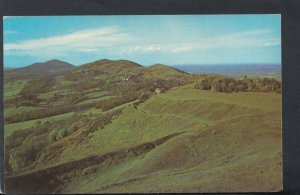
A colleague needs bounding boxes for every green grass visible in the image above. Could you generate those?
[82,108,103,115]
[4,111,74,138]
[4,83,282,193]
[37,89,71,99]
[55,84,281,163]
[4,106,37,118]
[55,85,281,192]
[4,79,28,99]
[162,84,281,112]
[85,90,107,98]
[79,95,114,105]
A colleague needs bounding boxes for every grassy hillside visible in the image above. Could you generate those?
[4,59,282,193]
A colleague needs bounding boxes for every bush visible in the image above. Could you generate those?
[48,130,58,143]
[56,129,68,140]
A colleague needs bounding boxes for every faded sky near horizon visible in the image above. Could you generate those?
[3,15,281,67]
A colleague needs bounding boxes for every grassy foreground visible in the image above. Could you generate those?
[5,84,282,193]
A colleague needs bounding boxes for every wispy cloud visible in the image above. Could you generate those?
[4,26,133,57]
[209,29,280,49]
[4,30,17,35]
[4,27,280,59]
[123,28,280,54]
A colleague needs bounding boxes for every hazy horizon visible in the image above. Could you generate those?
[3,58,282,69]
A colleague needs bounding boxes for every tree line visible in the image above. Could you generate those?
[194,76,281,93]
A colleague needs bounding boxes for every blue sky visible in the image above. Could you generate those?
[3,15,281,67]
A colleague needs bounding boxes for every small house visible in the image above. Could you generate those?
[155,88,161,94]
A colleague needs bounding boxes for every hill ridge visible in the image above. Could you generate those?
[5,59,75,80]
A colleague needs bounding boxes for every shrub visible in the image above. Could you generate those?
[48,130,58,143]
[56,129,68,140]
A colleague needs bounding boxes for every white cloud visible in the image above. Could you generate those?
[122,45,162,53]
[208,29,280,49]
[123,29,280,54]
[4,30,17,35]
[4,26,134,57]
[171,46,193,53]
[228,29,274,37]
[5,27,280,58]
[123,44,194,54]
[144,46,161,51]
[263,39,281,47]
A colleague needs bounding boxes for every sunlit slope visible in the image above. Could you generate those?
[5,84,281,193]
[59,85,282,193]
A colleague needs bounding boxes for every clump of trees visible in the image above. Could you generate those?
[70,79,106,92]
[5,101,99,124]
[64,69,106,81]
[5,105,73,123]
[19,76,55,97]
[194,76,281,93]
[6,125,50,172]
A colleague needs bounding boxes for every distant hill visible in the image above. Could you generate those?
[4,67,17,70]
[76,59,143,74]
[140,63,188,79]
[71,59,188,80]
[5,60,75,81]
[148,64,187,74]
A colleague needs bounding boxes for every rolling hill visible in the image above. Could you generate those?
[3,59,282,193]
[76,59,143,74]
[4,59,75,81]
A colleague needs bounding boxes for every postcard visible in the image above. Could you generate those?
[3,15,282,193]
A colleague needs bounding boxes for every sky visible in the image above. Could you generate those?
[3,15,281,67]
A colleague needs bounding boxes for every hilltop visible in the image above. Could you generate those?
[4,59,75,81]
[77,59,143,73]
